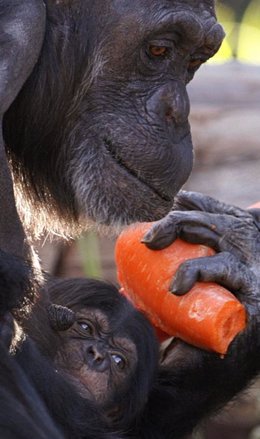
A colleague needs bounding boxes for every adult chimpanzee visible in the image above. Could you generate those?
[2,0,225,237]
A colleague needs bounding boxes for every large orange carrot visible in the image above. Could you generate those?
[115,222,247,355]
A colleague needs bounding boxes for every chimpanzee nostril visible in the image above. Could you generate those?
[86,343,110,372]
[87,346,93,357]
[87,345,104,363]
[86,345,106,366]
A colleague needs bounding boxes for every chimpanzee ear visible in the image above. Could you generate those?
[47,304,76,332]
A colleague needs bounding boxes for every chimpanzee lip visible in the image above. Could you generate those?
[103,137,172,203]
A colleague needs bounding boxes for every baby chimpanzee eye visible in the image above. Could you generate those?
[111,354,126,370]
[78,321,94,335]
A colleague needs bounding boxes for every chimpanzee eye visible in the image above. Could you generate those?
[148,45,168,58]
[111,354,126,370]
[78,321,93,335]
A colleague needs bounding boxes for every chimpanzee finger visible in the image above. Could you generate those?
[142,210,257,266]
[173,191,249,219]
[170,252,257,306]
[178,225,221,250]
[141,213,178,248]
[143,210,232,251]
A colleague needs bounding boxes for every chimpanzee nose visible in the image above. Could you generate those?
[146,81,190,127]
[86,342,109,372]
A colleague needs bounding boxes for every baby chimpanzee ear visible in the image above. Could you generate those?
[47,304,76,332]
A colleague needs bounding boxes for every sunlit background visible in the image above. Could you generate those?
[213,0,260,64]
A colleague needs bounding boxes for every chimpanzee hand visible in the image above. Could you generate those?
[142,191,260,312]
[141,193,260,439]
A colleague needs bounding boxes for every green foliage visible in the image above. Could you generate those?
[78,232,102,278]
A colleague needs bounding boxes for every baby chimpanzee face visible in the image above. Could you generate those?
[54,307,137,409]
[43,278,159,425]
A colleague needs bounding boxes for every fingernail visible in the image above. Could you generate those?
[169,278,178,294]
[169,278,188,296]
[141,231,153,243]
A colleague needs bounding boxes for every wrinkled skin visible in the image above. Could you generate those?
[3,0,224,235]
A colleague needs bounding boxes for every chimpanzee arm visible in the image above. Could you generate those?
[137,256,259,439]
[0,0,45,259]
[141,338,259,439]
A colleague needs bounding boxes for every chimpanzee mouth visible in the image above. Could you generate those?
[103,137,172,203]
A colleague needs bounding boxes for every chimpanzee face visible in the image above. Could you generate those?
[4,0,224,235]
[54,308,137,409]
[67,0,224,229]
[28,278,159,425]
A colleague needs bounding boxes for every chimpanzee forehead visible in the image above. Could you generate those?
[99,0,221,57]
[104,0,217,39]
[109,0,215,14]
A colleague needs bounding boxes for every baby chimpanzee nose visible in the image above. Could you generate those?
[86,342,110,372]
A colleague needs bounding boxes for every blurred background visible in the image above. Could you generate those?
[35,1,260,438]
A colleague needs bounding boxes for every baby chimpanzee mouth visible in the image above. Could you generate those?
[103,137,171,203]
